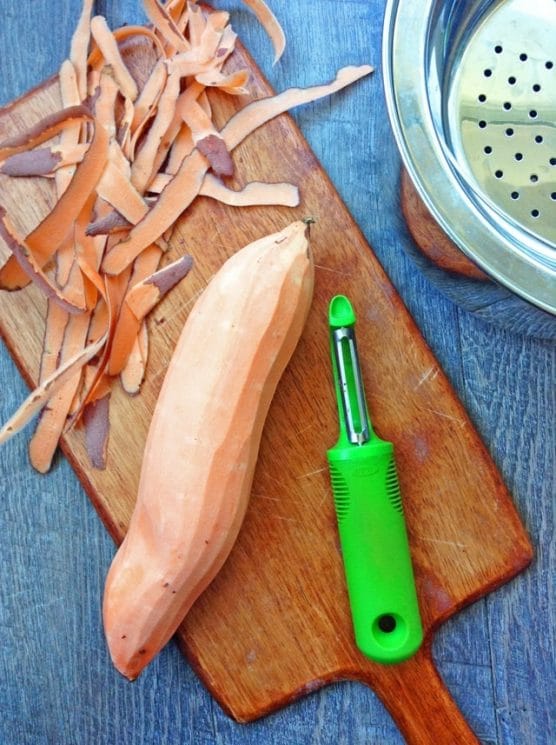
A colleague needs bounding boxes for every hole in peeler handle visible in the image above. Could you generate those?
[378,614,397,633]
[371,612,409,652]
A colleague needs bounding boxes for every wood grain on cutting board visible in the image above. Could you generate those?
[0,40,533,745]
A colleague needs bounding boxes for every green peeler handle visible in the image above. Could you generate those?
[327,437,423,664]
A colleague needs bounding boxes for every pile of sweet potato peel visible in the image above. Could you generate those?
[0,0,372,471]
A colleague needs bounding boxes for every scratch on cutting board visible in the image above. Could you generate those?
[147,364,168,386]
[414,365,439,390]
[269,515,299,523]
[314,262,353,276]
[252,493,281,502]
[296,466,327,480]
[417,536,468,549]
[262,473,290,490]
[294,421,316,438]
[426,407,466,428]
[167,284,208,317]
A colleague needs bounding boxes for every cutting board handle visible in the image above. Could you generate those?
[356,645,480,744]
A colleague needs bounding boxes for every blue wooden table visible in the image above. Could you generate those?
[0,2,553,743]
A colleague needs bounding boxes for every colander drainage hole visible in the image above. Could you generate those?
[503,101,512,111]
[550,158,556,166]
[551,193,556,201]
[515,152,523,161]
[533,84,541,92]
[508,76,516,85]
[511,191,520,200]
[478,93,487,102]
[484,145,493,154]
[495,45,503,54]
[535,135,544,144]
[546,61,554,69]
[530,174,539,183]
[484,68,493,78]
[531,209,540,218]
[479,120,487,129]
[530,110,538,119]
[506,128,514,136]
[495,169,504,179]
[520,53,528,62]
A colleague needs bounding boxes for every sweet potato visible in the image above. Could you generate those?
[103,220,314,679]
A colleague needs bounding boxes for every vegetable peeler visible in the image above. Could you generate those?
[327,295,423,664]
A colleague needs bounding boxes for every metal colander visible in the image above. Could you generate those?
[383,0,556,314]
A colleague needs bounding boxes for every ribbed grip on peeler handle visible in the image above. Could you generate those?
[327,440,423,664]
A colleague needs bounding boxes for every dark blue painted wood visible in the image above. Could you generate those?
[0,2,553,744]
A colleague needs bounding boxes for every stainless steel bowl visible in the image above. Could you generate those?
[383,0,556,315]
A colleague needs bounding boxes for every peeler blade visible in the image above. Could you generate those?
[331,325,370,445]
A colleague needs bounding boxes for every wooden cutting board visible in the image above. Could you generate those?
[0,42,533,745]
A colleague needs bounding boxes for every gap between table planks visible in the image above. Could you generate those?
[0,39,533,745]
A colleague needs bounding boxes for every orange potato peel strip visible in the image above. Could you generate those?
[214,25,238,64]
[166,52,223,78]
[0,106,90,162]
[166,0,187,23]
[70,0,95,101]
[31,56,88,472]
[55,60,83,289]
[176,81,233,176]
[221,64,374,150]
[165,124,194,175]
[24,106,108,258]
[195,67,250,95]
[90,16,139,101]
[0,208,87,314]
[0,144,89,177]
[82,393,111,469]
[97,160,151,226]
[29,187,108,469]
[37,304,70,385]
[194,11,230,63]
[0,103,109,290]
[125,254,193,320]
[167,0,188,23]
[107,243,162,376]
[102,148,207,275]
[29,311,93,472]
[149,171,299,207]
[86,211,132,237]
[103,64,373,276]
[56,59,83,191]
[120,321,149,396]
[65,267,126,430]
[200,174,299,207]
[241,0,285,64]
[130,58,168,137]
[0,331,108,446]
[88,25,167,69]
[131,69,181,194]
[143,0,190,53]
[108,252,193,376]
[118,96,136,156]
[187,1,206,47]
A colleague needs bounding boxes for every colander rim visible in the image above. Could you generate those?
[382,0,556,316]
